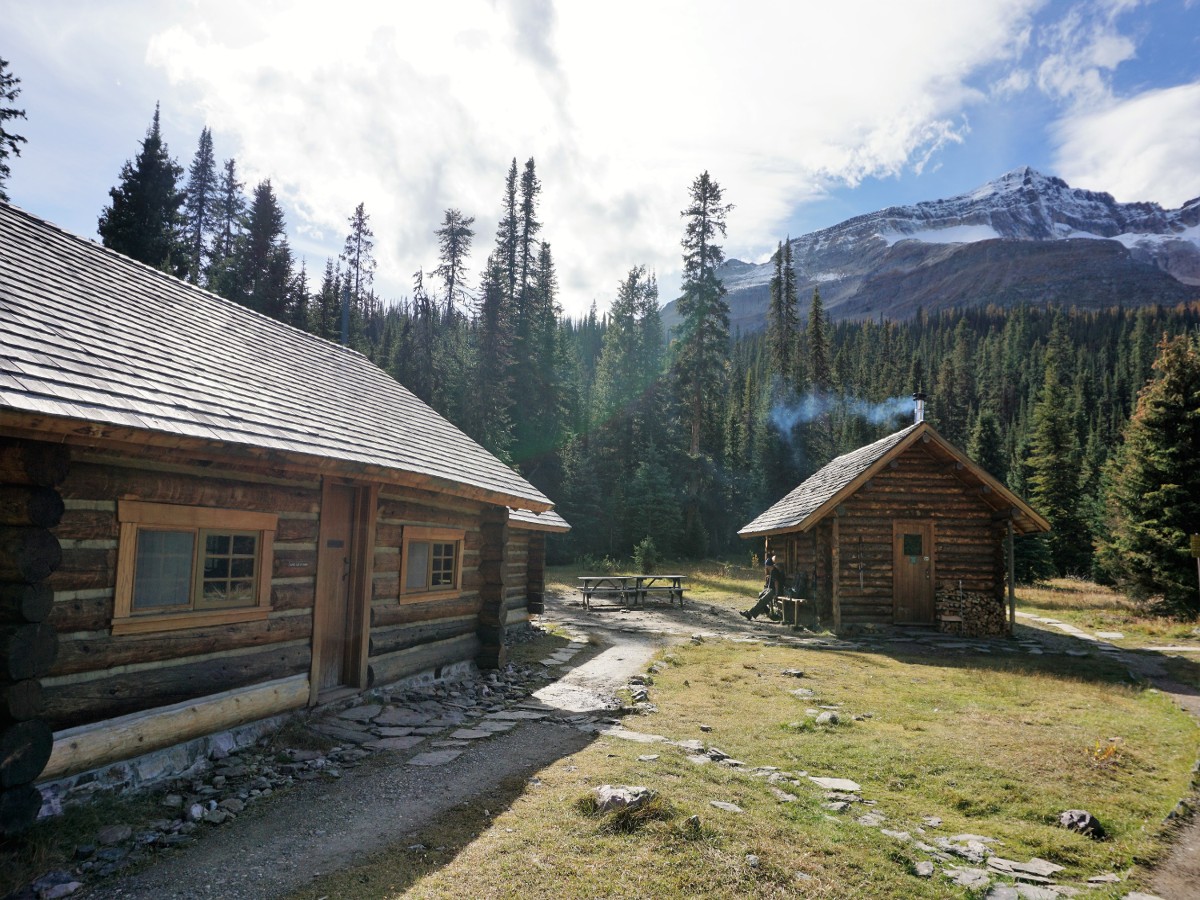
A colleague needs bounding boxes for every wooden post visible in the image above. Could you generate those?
[476,505,509,669]
[831,516,841,632]
[526,531,546,615]
[1007,519,1016,634]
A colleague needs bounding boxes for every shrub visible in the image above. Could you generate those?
[633,536,659,574]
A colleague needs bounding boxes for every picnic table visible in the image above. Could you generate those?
[578,574,687,609]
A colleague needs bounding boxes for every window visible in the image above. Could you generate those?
[400,526,464,600]
[114,500,277,634]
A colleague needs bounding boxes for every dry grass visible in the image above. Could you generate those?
[1018,578,1200,646]
[296,639,1197,900]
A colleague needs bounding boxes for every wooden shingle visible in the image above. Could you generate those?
[0,203,551,511]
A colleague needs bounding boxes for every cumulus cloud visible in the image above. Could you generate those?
[1052,80,1200,207]
[137,0,1045,314]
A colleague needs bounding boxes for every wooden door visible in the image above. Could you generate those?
[893,520,935,624]
[315,483,355,692]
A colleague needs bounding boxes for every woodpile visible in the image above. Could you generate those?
[0,438,67,835]
[935,587,1007,637]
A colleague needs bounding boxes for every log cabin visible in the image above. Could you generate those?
[0,202,568,830]
[739,403,1048,635]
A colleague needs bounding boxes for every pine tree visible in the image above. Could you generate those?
[434,208,474,316]
[495,159,519,310]
[231,180,293,321]
[471,254,515,460]
[672,171,733,457]
[1025,319,1089,575]
[967,409,1005,480]
[311,259,342,340]
[1101,334,1200,616]
[0,56,27,202]
[766,238,798,390]
[183,127,218,283]
[97,104,186,275]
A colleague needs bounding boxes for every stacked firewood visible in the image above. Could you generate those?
[0,438,66,834]
[935,587,1006,637]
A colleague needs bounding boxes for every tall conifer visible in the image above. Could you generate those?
[98,104,186,275]
[0,56,27,202]
[183,127,218,283]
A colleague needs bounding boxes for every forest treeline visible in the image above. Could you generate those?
[94,108,1200,615]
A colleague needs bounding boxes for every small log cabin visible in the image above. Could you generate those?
[0,202,568,830]
[739,415,1048,634]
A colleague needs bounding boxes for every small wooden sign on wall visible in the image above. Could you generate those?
[1190,534,1200,557]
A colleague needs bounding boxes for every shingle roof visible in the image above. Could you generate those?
[739,424,920,536]
[508,507,571,533]
[740,421,1049,536]
[0,203,551,511]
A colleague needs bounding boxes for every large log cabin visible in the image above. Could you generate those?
[0,202,567,831]
[739,409,1048,634]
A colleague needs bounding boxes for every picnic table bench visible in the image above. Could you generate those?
[578,574,687,609]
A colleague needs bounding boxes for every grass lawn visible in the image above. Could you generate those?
[298,635,1198,899]
[1017,578,1200,648]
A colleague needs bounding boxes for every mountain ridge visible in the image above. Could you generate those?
[666,167,1200,331]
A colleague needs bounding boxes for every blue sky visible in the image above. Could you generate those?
[4,0,1199,317]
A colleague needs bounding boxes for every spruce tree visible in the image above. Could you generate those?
[0,56,27,202]
[434,208,474,316]
[231,180,293,321]
[97,104,186,275]
[183,127,218,283]
[1101,334,1200,616]
[766,238,798,390]
[672,171,733,457]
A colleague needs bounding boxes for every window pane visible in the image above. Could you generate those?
[431,542,456,587]
[133,530,194,610]
[903,533,922,557]
[406,541,430,591]
[198,530,259,609]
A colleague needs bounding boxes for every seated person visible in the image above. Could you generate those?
[742,555,784,621]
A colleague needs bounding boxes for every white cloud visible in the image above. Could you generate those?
[1035,1,1139,107]
[1053,80,1200,207]
[136,0,1045,315]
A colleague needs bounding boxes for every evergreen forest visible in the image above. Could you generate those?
[95,109,1200,616]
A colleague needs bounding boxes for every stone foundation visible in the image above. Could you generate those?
[935,588,1008,637]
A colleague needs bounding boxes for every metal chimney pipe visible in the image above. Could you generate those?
[913,391,927,424]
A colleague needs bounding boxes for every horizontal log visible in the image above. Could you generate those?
[53,507,118,542]
[59,463,320,514]
[51,613,311,677]
[370,594,481,629]
[48,593,113,633]
[272,548,316,579]
[46,546,116,593]
[0,527,62,583]
[2,623,59,680]
[42,642,311,732]
[368,618,475,658]
[1,680,44,721]
[275,516,319,543]
[0,439,69,488]
[0,783,42,836]
[0,718,53,787]
[366,634,480,689]
[0,486,64,528]
[271,580,315,613]
[0,583,54,624]
[41,673,309,782]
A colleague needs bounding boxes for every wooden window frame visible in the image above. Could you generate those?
[113,499,277,635]
[399,526,465,603]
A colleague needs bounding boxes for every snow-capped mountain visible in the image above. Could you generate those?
[669,167,1200,330]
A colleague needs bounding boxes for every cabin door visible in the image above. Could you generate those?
[893,520,935,624]
[315,483,358,694]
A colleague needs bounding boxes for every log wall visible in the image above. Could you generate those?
[0,438,67,834]
[42,451,321,733]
